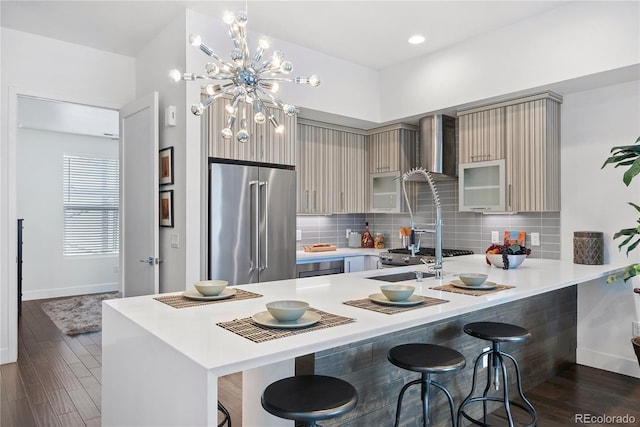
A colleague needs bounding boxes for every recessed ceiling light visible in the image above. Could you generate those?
[408,34,425,45]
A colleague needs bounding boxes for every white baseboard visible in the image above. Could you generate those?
[577,347,640,379]
[22,282,120,301]
[1,346,16,365]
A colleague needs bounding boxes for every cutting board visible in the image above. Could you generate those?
[303,244,337,252]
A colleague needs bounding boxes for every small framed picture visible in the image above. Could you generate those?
[159,190,174,227]
[159,146,174,185]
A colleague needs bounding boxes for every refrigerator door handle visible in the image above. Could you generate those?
[260,181,268,270]
[249,180,260,271]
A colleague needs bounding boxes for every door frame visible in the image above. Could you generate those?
[1,86,123,364]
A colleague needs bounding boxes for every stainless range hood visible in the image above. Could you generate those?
[407,114,457,181]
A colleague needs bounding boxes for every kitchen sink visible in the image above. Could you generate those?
[366,271,435,283]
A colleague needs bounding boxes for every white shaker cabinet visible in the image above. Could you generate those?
[344,256,365,273]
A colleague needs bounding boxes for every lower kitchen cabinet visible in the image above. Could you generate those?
[344,256,365,273]
[344,255,381,272]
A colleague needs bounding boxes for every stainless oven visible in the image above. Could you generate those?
[296,260,344,278]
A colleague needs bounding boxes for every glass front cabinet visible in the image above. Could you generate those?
[370,171,401,212]
[458,159,506,212]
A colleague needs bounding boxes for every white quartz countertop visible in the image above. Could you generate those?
[104,255,625,377]
[296,247,382,261]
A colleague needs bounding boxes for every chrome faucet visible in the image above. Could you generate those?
[401,168,443,279]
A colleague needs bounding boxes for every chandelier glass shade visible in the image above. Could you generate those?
[170,10,320,143]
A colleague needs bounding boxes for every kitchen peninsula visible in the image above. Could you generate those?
[102,256,628,426]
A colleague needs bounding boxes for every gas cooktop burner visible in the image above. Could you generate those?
[387,248,474,257]
[379,247,474,267]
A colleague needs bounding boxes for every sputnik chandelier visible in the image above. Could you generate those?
[170,10,320,143]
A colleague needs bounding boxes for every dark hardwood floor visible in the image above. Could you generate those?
[2,297,639,426]
[2,297,242,427]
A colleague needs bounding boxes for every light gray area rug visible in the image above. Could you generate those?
[40,292,119,335]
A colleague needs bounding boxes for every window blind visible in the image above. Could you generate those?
[63,154,119,256]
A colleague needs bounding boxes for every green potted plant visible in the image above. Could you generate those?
[602,136,640,366]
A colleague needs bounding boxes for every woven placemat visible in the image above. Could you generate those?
[430,283,515,296]
[216,308,354,343]
[343,295,448,315]
[154,288,262,309]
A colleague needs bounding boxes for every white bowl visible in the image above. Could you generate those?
[194,280,228,296]
[458,273,488,286]
[380,284,415,302]
[486,254,527,269]
[266,300,309,322]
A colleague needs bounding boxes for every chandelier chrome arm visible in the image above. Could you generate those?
[171,10,319,143]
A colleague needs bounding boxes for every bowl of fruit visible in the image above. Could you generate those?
[485,244,531,269]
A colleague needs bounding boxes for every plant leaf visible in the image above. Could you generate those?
[626,237,640,255]
[623,157,640,186]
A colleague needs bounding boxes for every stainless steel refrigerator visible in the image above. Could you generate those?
[208,158,296,284]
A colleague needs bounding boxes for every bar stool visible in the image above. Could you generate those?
[457,322,537,427]
[217,401,231,427]
[261,375,358,427]
[387,343,466,427]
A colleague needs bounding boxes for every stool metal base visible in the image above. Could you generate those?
[394,373,457,427]
[388,344,465,427]
[458,346,537,427]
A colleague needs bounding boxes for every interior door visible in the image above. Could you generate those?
[120,92,159,297]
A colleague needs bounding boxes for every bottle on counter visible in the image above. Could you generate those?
[361,222,374,248]
[374,233,385,249]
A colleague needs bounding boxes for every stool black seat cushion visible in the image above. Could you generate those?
[463,321,531,343]
[388,343,466,373]
[261,375,357,422]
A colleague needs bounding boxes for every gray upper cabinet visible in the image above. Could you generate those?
[505,97,561,212]
[296,121,366,214]
[458,107,506,163]
[366,125,418,213]
[294,121,419,215]
[206,97,296,166]
[332,131,366,213]
[457,92,562,213]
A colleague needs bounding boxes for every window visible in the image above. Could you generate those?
[63,154,119,256]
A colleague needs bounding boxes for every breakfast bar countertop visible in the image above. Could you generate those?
[104,255,624,373]
[101,255,626,426]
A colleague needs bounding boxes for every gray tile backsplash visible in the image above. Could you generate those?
[296,180,561,259]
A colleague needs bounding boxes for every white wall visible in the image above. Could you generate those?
[17,128,119,299]
[561,79,640,378]
[380,1,640,121]
[1,28,135,363]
